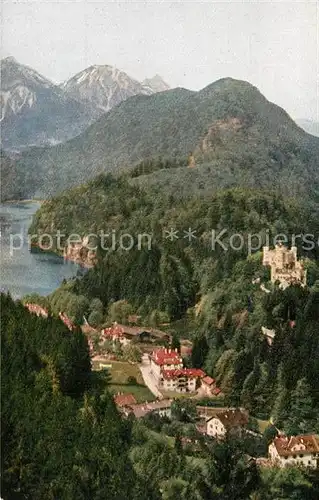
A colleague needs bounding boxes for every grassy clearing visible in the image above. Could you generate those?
[257,418,270,434]
[92,360,144,383]
[109,384,155,403]
[92,360,155,402]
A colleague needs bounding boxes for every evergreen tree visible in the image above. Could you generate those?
[285,378,316,434]
[171,333,181,353]
[191,334,209,368]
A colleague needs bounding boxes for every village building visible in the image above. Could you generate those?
[128,399,173,419]
[196,406,243,435]
[201,375,217,396]
[149,347,206,393]
[269,434,319,468]
[206,408,249,438]
[25,303,49,318]
[115,397,173,419]
[114,393,137,408]
[101,323,170,346]
[160,368,205,392]
[262,244,307,288]
[150,348,184,379]
[59,312,75,331]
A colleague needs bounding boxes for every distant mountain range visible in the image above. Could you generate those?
[9,77,319,202]
[296,119,319,137]
[0,57,170,149]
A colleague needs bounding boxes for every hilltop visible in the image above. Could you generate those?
[12,77,319,200]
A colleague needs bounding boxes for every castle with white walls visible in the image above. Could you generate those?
[263,244,306,289]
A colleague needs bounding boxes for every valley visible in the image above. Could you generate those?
[2,47,319,500]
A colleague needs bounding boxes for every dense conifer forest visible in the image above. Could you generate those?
[28,173,319,430]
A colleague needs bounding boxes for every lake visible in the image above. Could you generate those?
[0,202,82,299]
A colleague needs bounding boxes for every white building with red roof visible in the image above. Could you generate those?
[150,348,183,379]
[201,375,217,395]
[149,348,205,393]
[160,368,205,392]
[269,434,319,468]
[101,324,129,345]
[114,393,137,408]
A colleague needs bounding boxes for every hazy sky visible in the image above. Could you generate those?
[1,0,318,120]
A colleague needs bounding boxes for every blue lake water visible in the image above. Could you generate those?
[0,202,81,299]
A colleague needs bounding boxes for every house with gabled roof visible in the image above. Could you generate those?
[114,392,137,408]
[121,399,173,419]
[206,408,249,438]
[149,347,206,393]
[269,434,319,468]
[101,323,170,346]
[160,368,205,392]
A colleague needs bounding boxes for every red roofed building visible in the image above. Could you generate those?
[149,348,206,393]
[25,303,49,318]
[150,348,183,380]
[114,393,137,408]
[101,324,127,344]
[201,375,217,395]
[212,387,221,396]
[269,434,319,468]
[160,368,205,392]
[59,312,75,331]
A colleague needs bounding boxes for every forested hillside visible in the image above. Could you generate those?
[1,294,140,499]
[0,150,27,201]
[10,78,319,199]
[2,294,319,499]
[29,174,319,431]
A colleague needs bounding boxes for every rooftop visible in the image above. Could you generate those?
[151,348,183,366]
[208,408,249,428]
[202,376,215,386]
[161,368,205,379]
[114,393,137,408]
[125,399,173,418]
[102,323,169,339]
[197,406,243,419]
[272,434,319,456]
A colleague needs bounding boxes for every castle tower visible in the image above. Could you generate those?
[262,245,306,287]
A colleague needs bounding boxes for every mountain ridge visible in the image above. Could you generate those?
[0,57,95,149]
[1,57,170,149]
[12,77,319,201]
[296,119,319,137]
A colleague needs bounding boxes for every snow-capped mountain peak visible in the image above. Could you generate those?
[1,57,171,149]
[1,56,54,91]
[0,57,56,124]
[61,64,153,113]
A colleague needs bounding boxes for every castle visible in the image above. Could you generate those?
[262,244,306,288]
